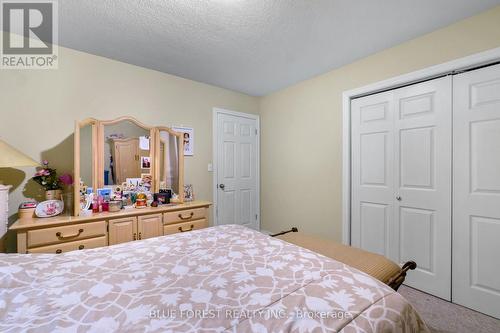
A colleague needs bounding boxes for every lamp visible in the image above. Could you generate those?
[0,139,39,240]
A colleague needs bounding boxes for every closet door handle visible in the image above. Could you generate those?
[396,196,402,201]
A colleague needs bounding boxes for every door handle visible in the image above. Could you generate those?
[219,184,225,190]
[396,196,402,201]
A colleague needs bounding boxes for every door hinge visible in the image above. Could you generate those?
[255,214,258,220]
[255,129,258,135]
[216,207,218,217]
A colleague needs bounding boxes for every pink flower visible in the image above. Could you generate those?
[59,173,73,186]
[34,169,50,177]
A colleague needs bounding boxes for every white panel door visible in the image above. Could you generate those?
[351,77,452,300]
[393,77,452,300]
[351,91,395,257]
[216,112,259,230]
[453,63,500,318]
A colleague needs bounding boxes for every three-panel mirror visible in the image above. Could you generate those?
[74,117,184,216]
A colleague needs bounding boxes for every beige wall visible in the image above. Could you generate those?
[2,5,500,252]
[259,6,500,240]
[0,46,259,252]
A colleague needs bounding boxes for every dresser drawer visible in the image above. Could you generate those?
[28,236,107,254]
[163,208,206,225]
[163,219,208,235]
[27,221,107,248]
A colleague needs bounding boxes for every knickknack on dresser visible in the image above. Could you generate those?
[10,116,211,254]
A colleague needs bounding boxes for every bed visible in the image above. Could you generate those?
[0,225,428,332]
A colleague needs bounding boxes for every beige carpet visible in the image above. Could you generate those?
[398,285,500,333]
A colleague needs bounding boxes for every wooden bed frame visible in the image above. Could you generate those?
[271,227,416,291]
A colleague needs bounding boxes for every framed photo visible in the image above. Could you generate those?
[141,156,151,169]
[154,192,171,205]
[184,184,194,202]
[172,126,194,156]
[141,173,152,190]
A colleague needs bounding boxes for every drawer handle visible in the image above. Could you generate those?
[56,228,84,239]
[178,212,194,220]
[56,249,62,254]
[78,245,85,250]
[178,224,194,232]
[133,233,137,240]
[138,232,142,240]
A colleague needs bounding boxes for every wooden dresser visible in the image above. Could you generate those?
[10,201,211,254]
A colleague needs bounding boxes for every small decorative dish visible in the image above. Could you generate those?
[35,200,64,218]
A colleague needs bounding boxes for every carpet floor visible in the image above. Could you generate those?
[398,285,500,333]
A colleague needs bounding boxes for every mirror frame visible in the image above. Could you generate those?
[74,116,185,216]
[74,118,99,216]
[155,126,185,202]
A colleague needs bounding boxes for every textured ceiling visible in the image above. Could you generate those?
[59,0,500,96]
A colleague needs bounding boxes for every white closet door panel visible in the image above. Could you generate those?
[453,63,500,319]
[351,92,394,257]
[393,76,452,300]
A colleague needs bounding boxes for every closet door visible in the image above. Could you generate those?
[453,64,500,319]
[393,77,452,300]
[351,91,395,258]
[351,77,452,300]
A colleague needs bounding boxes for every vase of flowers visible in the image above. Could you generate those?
[32,160,70,200]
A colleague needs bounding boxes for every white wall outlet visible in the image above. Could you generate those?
[208,163,213,172]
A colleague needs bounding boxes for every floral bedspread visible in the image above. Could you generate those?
[0,225,428,332]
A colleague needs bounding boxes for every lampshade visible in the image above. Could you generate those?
[0,139,39,168]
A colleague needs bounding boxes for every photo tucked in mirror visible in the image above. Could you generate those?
[159,130,180,194]
[104,120,151,188]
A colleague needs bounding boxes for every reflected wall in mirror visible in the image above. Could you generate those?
[102,120,151,186]
[157,128,183,195]
[74,119,98,216]
[79,124,93,188]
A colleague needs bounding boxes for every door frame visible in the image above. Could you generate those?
[212,107,261,229]
[342,46,500,245]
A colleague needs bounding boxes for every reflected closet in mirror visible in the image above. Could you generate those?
[98,117,154,189]
[74,117,186,216]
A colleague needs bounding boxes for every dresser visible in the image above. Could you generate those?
[10,201,211,254]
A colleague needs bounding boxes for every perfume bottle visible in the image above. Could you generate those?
[92,196,99,213]
[102,195,110,212]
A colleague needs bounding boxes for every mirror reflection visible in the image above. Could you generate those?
[159,130,180,194]
[79,124,93,191]
[104,120,150,186]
